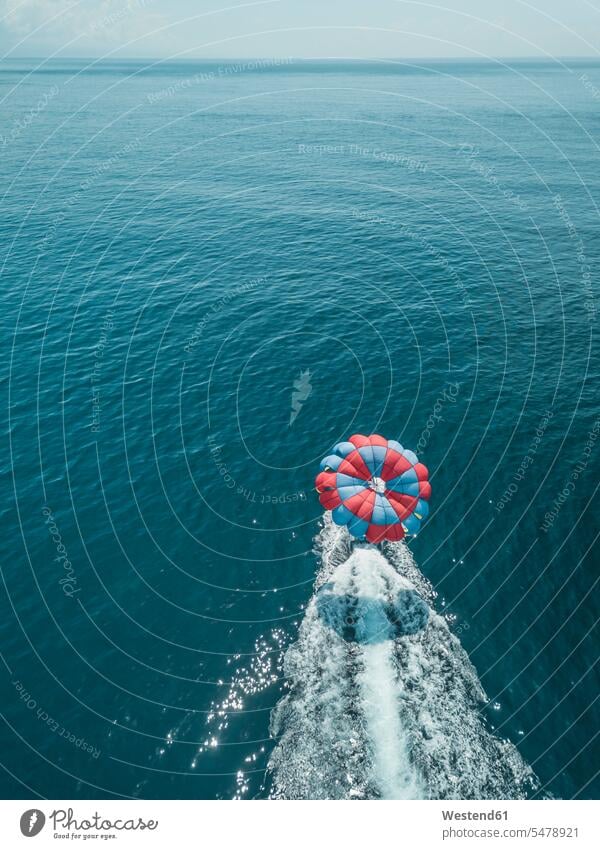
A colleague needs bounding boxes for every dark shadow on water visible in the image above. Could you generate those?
[316,583,429,644]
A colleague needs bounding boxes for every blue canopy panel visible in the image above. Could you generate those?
[414,498,429,520]
[337,485,366,501]
[386,468,420,496]
[371,493,400,525]
[347,516,369,538]
[402,513,422,534]
[319,454,344,471]
[332,441,356,458]
[371,445,388,476]
[357,445,376,475]
[335,473,368,488]
[332,503,354,526]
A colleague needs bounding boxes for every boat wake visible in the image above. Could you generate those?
[267,517,539,800]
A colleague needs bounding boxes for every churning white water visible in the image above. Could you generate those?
[267,516,539,800]
[358,642,423,799]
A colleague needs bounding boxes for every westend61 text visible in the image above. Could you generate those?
[441,809,508,820]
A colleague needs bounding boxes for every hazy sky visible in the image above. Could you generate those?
[1,0,600,59]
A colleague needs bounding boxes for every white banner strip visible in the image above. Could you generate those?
[0,800,598,849]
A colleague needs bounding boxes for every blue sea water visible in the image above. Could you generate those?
[1,57,599,800]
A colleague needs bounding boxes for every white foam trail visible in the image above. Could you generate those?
[358,643,423,799]
[349,546,423,799]
[268,516,539,800]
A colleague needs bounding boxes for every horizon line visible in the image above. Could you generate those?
[3,54,600,62]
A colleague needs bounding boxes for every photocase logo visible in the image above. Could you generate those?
[289,369,312,426]
[20,810,45,837]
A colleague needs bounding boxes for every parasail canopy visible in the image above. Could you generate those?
[315,433,431,543]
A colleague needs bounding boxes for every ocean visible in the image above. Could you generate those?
[1,57,598,800]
